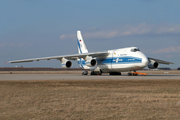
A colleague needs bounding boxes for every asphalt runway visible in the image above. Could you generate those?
[1,74,180,81]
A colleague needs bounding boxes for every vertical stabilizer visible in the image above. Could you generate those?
[77,31,88,54]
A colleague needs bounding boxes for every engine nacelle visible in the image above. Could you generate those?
[86,58,97,67]
[148,60,159,69]
[62,61,72,68]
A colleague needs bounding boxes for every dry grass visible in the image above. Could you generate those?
[0,79,180,120]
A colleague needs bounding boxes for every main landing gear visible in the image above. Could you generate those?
[82,71,102,75]
[91,71,102,75]
[82,70,102,75]
[109,72,121,75]
[82,71,147,76]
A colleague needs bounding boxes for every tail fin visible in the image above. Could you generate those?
[77,31,88,54]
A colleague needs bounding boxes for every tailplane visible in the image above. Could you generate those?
[77,31,88,54]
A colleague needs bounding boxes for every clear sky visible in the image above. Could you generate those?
[1,0,180,69]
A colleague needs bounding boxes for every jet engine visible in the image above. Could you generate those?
[62,60,72,68]
[86,58,97,67]
[61,57,72,68]
[148,60,159,69]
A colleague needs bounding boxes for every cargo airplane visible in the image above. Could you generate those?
[6,31,174,75]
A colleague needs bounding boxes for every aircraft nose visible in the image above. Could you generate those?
[142,56,148,67]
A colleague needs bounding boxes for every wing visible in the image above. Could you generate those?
[6,52,109,63]
[148,57,174,65]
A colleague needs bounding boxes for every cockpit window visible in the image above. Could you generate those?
[131,48,140,52]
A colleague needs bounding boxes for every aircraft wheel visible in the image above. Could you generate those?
[91,71,96,75]
[91,71,101,75]
[110,72,121,75]
[97,72,102,75]
[128,73,132,76]
[82,71,88,75]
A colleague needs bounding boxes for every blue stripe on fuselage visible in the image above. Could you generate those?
[77,56,142,66]
[100,56,142,65]
[111,56,142,64]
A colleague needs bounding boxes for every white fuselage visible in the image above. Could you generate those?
[77,47,148,73]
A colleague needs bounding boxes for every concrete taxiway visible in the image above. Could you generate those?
[0,74,180,81]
